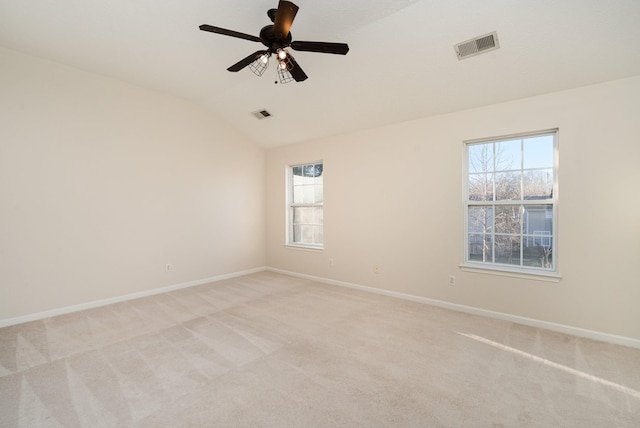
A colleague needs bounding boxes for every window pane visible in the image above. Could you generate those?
[523,238,553,269]
[313,225,323,244]
[523,205,553,269]
[301,225,314,243]
[313,207,324,225]
[468,234,492,262]
[495,171,521,200]
[293,207,310,224]
[468,144,494,173]
[303,163,323,178]
[495,205,521,234]
[294,184,323,204]
[495,235,521,266]
[468,206,493,233]
[303,165,314,177]
[468,173,494,201]
[315,185,324,204]
[524,136,554,169]
[293,186,303,204]
[302,186,315,203]
[292,225,302,243]
[523,205,552,237]
[306,175,320,185]
[523,169,553,200]
[293,207,323,225]
[495,139,521,171]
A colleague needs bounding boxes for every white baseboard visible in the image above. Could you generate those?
[0,266,267,328]
[266,267,640,350]
[5,266,638,350]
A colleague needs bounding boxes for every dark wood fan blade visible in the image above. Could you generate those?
[228,50,268,72]
[289,57,308,82]
[291,41,349,55]
[273,1,299,39]
[199,25,262,43]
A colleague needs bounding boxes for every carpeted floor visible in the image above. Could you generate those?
[1,271,639,427]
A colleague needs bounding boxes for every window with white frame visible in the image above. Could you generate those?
[288,162,323,248]
[464,130,557,274]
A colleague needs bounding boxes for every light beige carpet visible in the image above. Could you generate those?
[1,271,639,427]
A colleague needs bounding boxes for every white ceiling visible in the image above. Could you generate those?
[2,0,640,148]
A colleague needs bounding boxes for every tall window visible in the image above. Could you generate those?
[465,130,557,274]
[288,162,323,248]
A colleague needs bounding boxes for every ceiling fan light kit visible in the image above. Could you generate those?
[277,68,295,84]
[249,53,269,76]
[199,0,349,83]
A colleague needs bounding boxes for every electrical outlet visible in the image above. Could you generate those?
[448,275,455,286]
[329,258,334,268]
[166,264,172,272]
[374,264,380,274]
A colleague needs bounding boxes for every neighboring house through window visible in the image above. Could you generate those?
[464,130,557,275]
[288,162,323,248]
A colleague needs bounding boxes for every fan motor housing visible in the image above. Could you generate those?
[259,25,292,50]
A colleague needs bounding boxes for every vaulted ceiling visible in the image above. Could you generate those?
[2,0,639,147]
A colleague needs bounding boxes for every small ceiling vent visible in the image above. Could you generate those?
[454,31,499,60]
[251,109,272,119]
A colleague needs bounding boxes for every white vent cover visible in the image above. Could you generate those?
[454,31,499,60]
[251,109,272,119]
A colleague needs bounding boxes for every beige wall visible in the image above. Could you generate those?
[266,76,640,341]
[0,48,266,320]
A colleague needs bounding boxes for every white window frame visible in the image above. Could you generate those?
[286,161,324,250]
[462,130,559,279]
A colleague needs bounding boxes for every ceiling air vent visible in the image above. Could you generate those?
[251,109,272,119]
[454,31,499,60]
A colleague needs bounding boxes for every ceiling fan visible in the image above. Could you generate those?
[199,0,349,83]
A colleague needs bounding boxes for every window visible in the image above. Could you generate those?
[288,162,323,248]
[464,130,557,275]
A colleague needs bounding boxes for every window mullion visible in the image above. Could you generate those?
[491,203,496,264]
[520,204,524,266]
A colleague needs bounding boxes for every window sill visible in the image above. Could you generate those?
[459,263,561,283]
[285,244,324,252]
